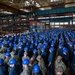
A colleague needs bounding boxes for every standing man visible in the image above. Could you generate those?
[32,64,43,75]
[8,58,20,75]
[20,58,31,75]
[0,58,8,75]
[48,47,55,75]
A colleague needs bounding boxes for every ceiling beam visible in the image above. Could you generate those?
[37,1,75,8]
[0,1,25,13]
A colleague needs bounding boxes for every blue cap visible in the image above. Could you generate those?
[13,46,17,50]
[20,42,23,46]
[33,65,40,73]
[59,43,64,48]
[63,47,68,53]
[22,58,30,65]
[33,49,37,53]
[8,59,17,65]
[30,45,33,49]
[68,41,73,45]
[51,42,54,47]
[38,40,40,43]
[9,43,12,46]
[41,47,45,51]
[5,52,11,57]
[74,51,75,55]
[6,48,10,51]
[37,45,40,49]
[13,43,17,47]
[24,47,28,51]
[5,42,8,44]
[18,39,21,42]
[49,47,54,51]
[0,58,4,64]
[35,42,38,46]
[59,38,63,42]
[31,40,34,43]
[7,40,10,43]
[18,45,21,49]
[26,43,29,46]
[42,44,45,47]
[1,44,4,47]
[23,40,26,43]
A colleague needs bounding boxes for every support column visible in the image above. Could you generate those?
[72,14,73,26]
[49,21,50,29]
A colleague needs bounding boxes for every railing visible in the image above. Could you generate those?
[35,6,75,16]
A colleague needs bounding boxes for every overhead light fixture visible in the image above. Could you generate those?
[20,9,29,12]
[9,0,14,3]
[0,11,12,14]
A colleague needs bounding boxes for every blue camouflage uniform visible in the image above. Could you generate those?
[0,58,8,75]
[48,47,55,75]
[9,65,20,75]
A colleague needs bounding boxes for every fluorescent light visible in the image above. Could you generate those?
[40,8,44,10]
[24,1,30,6]
[20,8,29,12]
[36,2,40,7]
[51,0,59,2]
[0,11,12,14]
